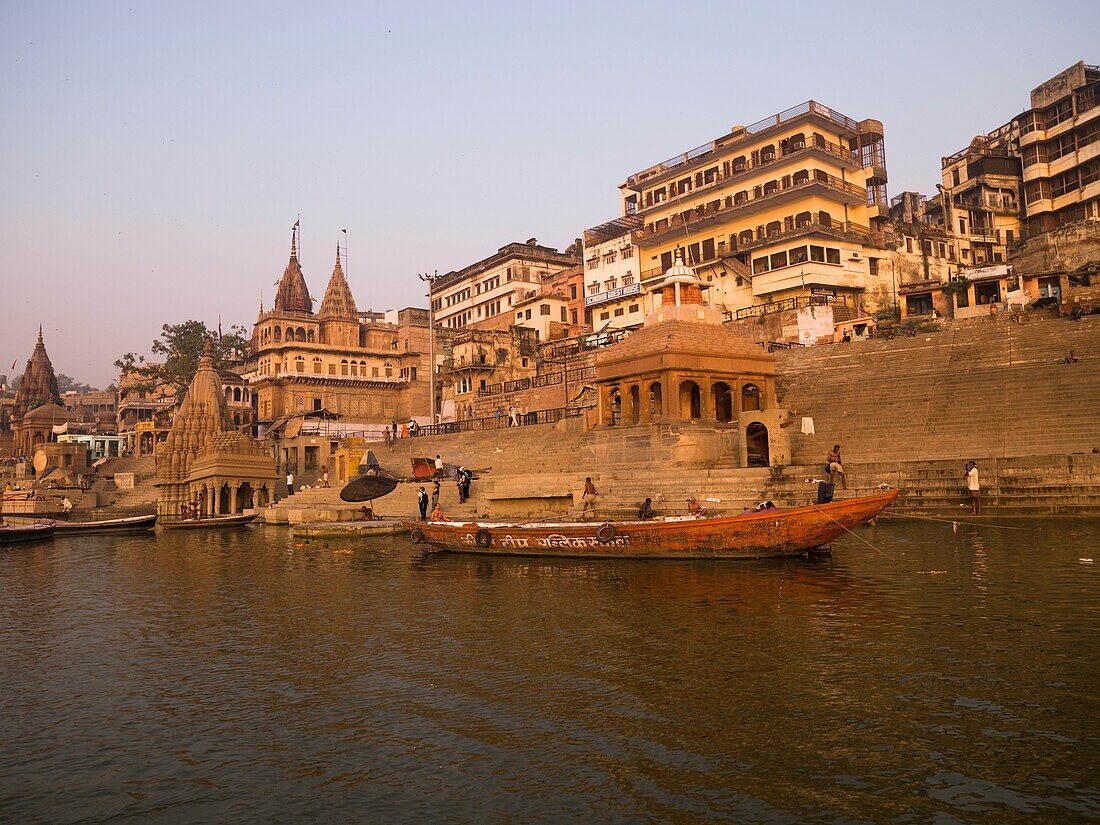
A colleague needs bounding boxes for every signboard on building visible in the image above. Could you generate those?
[585,282,641,308]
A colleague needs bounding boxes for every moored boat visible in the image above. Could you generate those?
[157,513,257,530]
[0,523,55,545]
[404,489,900,559]
[53,513,158,534]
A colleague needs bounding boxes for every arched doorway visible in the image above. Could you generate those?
[713,382,733,422]
[610,388,622,426]
[746,422,769,467]
[629,385,640,424]
[140,432,154,455]
[679,381,701,420]
[219,482,231,514]
[649,382,663,418]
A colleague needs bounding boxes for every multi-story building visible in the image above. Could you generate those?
[430,239,578,331]
[541,263,586,330]
[620,100,892,317]
[887,191,961,318]
[1018,61,1100,234]
[582,215,646,330]
[251,232,431,434]
[116,372,177,456]
[923,121,1023,268]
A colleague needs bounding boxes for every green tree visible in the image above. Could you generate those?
[56,373,94,393]
[114,320,251,399]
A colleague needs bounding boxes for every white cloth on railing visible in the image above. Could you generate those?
[800,417,815,435]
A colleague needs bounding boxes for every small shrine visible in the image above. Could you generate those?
[156,344,279,518]
[593,255,791,467]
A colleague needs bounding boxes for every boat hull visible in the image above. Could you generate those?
[404,489,899,559]
[53,514,158,534]
[0,524,55,545]
[158,513,257,530]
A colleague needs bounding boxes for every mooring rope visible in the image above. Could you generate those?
[810,503,893,559]
[880,511,1028,531]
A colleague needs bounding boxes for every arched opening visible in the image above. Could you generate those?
[238,482,253,513]
[610,388,622,426]
[341,360,349,375]
[738,229,754,246]
[350,362,358,376]
[746,422,770,467]
[742,383,762,412]
[140,432,154,455]
[285,327,294,341]
[818,211,832,227]
[795,210,813,227]
[679,381,701,420]
[765,221,782,237]
[295,327,306,341]
[274,327,281,342]
[713,382,733,423]
[225,387,233,402]
[649,381,663,418]
[219,483,231,515]
[629,385,640,424]
[233,413,240,426]
[307,329,315,343]
[233,387,242,402]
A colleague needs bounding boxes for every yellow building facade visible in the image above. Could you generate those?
[620,100,892,318]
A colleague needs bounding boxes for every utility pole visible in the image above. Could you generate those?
[418,271,438,424]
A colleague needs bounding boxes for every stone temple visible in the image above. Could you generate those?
[156,344,278,518]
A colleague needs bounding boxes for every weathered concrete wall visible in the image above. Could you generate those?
[1010,220,1100,275]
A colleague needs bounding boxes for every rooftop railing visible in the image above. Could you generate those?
[417,405,585,437]
[626,100,860,187]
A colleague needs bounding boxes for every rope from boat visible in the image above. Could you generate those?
[880,512,1028,531]
[809,504,893,559]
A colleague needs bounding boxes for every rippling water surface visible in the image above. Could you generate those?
[1,519,1098,823]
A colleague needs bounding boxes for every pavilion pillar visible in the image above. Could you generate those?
[640,381,653,424]
[230,483,239,514]
[700,379,715,422]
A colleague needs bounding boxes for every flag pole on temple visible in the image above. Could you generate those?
[342,228,348,274]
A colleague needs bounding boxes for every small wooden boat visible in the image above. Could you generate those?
[157,513,257,530]
[52,513,158,534]
[0,523,55,545]
[404,489,900,560]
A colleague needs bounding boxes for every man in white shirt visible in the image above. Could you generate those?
[965,461,980,515]
[434,455,444,477]
[286,472,295,496]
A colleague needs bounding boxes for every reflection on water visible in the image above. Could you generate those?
[1,520,1097,822]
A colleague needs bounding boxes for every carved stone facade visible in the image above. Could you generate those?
[250,232,430,429]
[5,328,79,458]
[156,345,278,519]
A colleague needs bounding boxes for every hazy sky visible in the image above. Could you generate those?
[2,1,1098,387]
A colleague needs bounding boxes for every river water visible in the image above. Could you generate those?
[1,519,1097,823]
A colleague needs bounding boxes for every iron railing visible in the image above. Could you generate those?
[417,405,585,437]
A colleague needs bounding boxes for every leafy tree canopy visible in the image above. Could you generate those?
[56,373,94,393]
[114,320,250,400]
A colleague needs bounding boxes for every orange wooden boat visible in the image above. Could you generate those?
[403,488,899,559]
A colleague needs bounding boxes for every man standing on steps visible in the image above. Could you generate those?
[581,477,597,518]
[434,454,444,478]
[430,479,441,513]
[966,461,980,516]
[827,444,847,489]
[417,486,429,521]
[286,471,295,496]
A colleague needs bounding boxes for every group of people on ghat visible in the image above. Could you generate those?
[415,456,473,521]
[382,419,427,447]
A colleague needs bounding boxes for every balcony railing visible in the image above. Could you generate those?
[941,145,1015,169]
[726,293,852,321]
[626,100,861,187]
[634,138,858,203]
[635,172,867,245]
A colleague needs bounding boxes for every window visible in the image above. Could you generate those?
[312,358,322,374]
[869,257,879,276]
[628,303,640,313]
[905,237,913,253]
[753,256,770,274]
[769,251,788,269]
[622,246,633,259]
[600,311,610,321]
[701,238,715,261]
[622,274,634,286]
[614,308,624,317]
[516,312,523,320]
[570,284,577,299]
[790,246,808,265]
[540,304,551,316]
[826,248,841,265]
[587,257,599,269]
[587,283,599,295]
[525,309,532,320]
[560,306,567,321]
